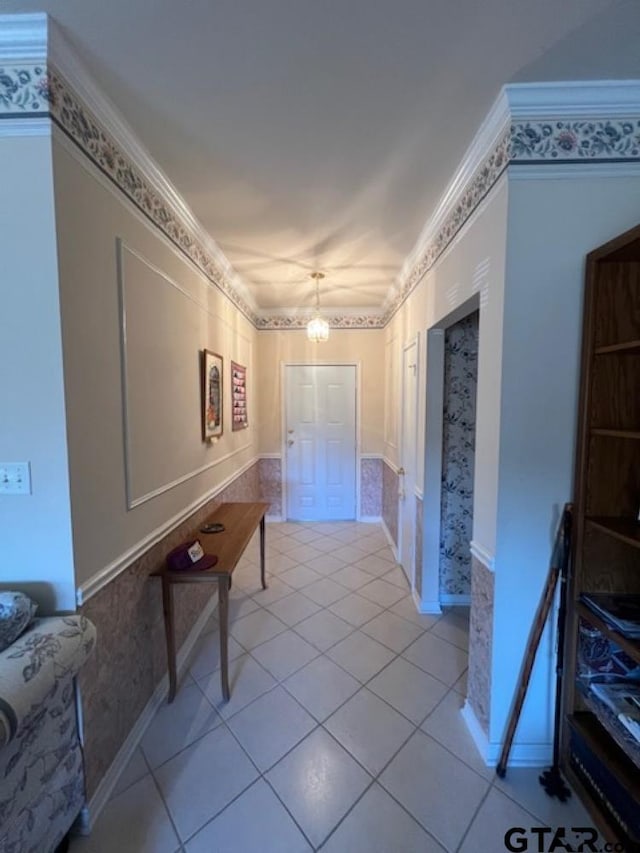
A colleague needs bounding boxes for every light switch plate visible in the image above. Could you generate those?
[0,462,31,495]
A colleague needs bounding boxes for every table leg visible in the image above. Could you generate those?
[260,515,267,590]
[219,575,230,702]
[161,575,178,703]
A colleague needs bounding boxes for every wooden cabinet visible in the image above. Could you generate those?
[561,224,640,850]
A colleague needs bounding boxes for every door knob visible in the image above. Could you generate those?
[398,467,405,475]
[288,429,294,434]
[287,439,294,447]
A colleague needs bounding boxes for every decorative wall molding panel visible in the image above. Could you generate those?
[76,455,260,605]
[2,15,640,330]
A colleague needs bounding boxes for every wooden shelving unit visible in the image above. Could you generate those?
[560,223,640,852]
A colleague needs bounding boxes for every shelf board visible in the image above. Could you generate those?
[591,428,640,440]
[573,691,640,778]
[587,517,640,549]
[577,600,640,664]
[595,340,640,355]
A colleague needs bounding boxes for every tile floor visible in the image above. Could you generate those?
[70,521,589,852]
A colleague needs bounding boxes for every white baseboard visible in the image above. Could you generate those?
[74,590,219,833]
[461,700,491,763]
[358,515,382,523]
[265,514,284,523]
[461,700,552,768]
[380,518,398,560]
[413,590,443,615]
[440,594,471,606]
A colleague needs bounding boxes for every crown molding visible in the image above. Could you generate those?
[394,87,511,305]
[0,12,47,61]
[0,116,50,137]
[2,17,639,332]
[385,79,640,323]
[504,80,640,118]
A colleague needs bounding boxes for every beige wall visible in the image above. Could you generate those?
[385,179,508,559]
[52,136,259,592]
[256,328,385,456]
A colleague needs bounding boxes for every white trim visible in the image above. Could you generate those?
[440,594,471,606]
[74,592,218,833]
[509,161,640,181]
[382,456,401,476]
[0,117,51,137]
[360,453,384,460]
[461,700,491,763]
[52,128,243,304]
[128,443,252,509]
[486,740,552,767]
[380,517,398,560]
[265,514,284,523]
[359,515,382,524]
[460,701,552,767]
[0,12,47,61]
[255,305,385,319]
[46,20,257,316]
[398,334,420,582]
[414,485,423,500]
[394,91,510,307]
[505,80,640,118]
[470,540,495,572]
[413,589,442,615]
[76,455,259,605]
[258,453,282,460]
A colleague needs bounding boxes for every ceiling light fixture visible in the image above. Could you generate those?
[307,272,329,342]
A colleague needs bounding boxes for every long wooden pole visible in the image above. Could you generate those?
[496,504,572,778]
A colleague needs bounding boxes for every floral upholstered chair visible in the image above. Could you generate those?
[0,608,96,853]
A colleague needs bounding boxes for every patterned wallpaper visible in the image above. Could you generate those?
[258,458,282,518]
[79,462,261,798]
[382,461,399,547]
[439,312,479,597]
[467,556,494,734]
[360,458,383,517]
[4,62,639,332]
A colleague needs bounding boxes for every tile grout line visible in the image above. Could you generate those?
[95,523,472,852]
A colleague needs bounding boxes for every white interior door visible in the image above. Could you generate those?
[399,339,418,585]
[285,365,357,521]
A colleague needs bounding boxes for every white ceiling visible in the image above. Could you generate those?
[5,0,640,312]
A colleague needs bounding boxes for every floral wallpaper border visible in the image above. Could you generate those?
[3,61,640,330]
[256,314,385,331]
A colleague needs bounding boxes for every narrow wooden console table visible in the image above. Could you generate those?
[155,502,269,703]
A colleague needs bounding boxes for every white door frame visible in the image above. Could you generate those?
[398,335,419,585]
[281,361,361,522]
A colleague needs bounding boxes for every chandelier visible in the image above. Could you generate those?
[307,272,329,342]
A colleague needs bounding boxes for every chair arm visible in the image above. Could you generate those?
[0,615,96,749]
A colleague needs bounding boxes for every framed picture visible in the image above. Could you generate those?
[231,361,248,430]
[202,350,223,441]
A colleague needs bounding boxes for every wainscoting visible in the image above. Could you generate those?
[466,555,494,735]
[78,463,261,799]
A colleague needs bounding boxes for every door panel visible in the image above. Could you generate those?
[400,340,419,586]
[285,365,356,521]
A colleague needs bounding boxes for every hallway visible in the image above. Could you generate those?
[71,522,588,852]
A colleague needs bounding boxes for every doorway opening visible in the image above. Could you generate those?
[420,299,479,616]
[438,310,479,606]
